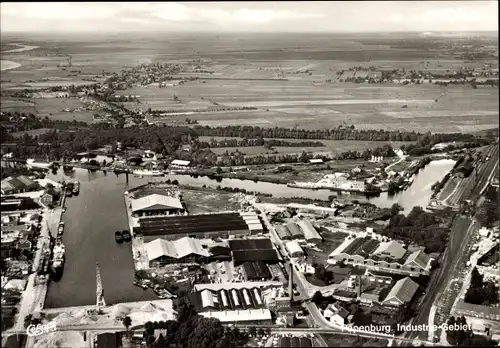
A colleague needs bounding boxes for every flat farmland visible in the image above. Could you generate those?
[1,35,498,133]
[33,99,94,123]
[199,136,412,156]
[140,78,498,133]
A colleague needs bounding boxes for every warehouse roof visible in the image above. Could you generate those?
[131,194,184,212]
[373,241,406,260]
[285,240,304,256]
[137,213,249,236]
[275,225,292,240]
[199,308,272,323]
[228,238,273,251]
[233,249,279,264]
[382,277,419,305]
[297,219,322,241]
[145,237,209,261]
[404,250,430,269]
[171,159,190,166]
[286,222,303,237]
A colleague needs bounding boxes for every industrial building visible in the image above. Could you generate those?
[228,238,279,266]
[274,219,322,244]
[285,240,304,258]
[297,219,323,244]
[242,261,271,281]
[145,237,210,267]
[190,287,273,324]
[328,237,432,276]
[130,193,185,217]
[135,212,262,242]
[382,277,420,307]
[279,336,312,348]
[1,176,39,195]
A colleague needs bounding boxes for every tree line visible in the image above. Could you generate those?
[381,206,450,253]
[192,124,481,143]
[198,137,325,148]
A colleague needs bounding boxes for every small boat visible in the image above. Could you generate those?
[72,181,80,195]
[115,231,123,243]
[57,222,65,236]
[62,207,66,213]
[122,230,131,242]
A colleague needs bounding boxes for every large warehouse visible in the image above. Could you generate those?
[242,261,272,281]
[130,193,185,217]
[190,287,273,324]
[228,238,280,266]
[135,212,262,241]
[146,237,210,267]
[275,219,322,244]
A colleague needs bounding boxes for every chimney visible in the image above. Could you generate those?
[357,275,361,298]
[289,262,293,302]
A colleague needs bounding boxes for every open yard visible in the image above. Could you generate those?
[181,187,244,214]
[305,230,349,266]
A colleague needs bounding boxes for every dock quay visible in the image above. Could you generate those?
[124,192,149,270]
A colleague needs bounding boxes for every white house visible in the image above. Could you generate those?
[323,303,349,326]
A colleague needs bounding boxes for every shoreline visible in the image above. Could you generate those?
[0,60,22,71]
[1,43,39,71]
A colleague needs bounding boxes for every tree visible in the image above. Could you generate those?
[311,290,324,305]
[122,316,132,331]
[216,167,223,174]
[248,326,257,337]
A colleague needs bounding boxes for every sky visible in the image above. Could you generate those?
[0,1,498,33]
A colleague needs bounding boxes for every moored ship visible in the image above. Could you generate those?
[50,242,65,281]
[132,169,163,176]
[72,181,80,195]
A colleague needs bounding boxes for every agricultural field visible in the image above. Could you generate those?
[1,33,498,133]
[199,136,413,157]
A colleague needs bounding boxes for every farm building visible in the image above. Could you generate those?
[242,261,271,281]
[229,238,279,266]
[285,240,304,258]
[190,287,272,324]
[309,159,324,165]
[382,277,419,307]
[145,237,210,267]
[135,212,252,241]
[130,193,185,217]
[297,219,322,244]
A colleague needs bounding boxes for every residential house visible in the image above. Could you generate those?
[323,303,349,326]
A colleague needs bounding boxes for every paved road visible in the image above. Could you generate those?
[404,144,499,344]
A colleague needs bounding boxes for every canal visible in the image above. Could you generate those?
[44,158,454,307]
